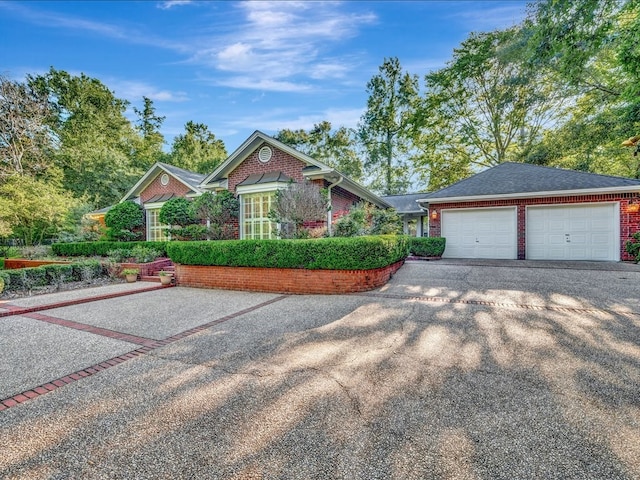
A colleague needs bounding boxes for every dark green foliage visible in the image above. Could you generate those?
[625,231,640,262]
[159,198,195,227]
[169,224,209,241]
[192,191,239,240]
[167,236,408,270]
[104,201,144,241]
[333,203,402,237]
[370,209,403,235]
[408,237,446,257]
[52,241,168,257]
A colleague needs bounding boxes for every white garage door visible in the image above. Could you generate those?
[441,207,517,259]
[526,203,618,261]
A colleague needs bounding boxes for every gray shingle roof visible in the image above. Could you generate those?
[381,193,429,214]
[425,162,640,200]
[158,162,207,190]
[238,171,293,186]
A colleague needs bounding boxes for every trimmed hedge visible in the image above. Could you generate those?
[0,261,106,292]
[167,235,409,270]
[51,241,168,258]
[408,237,446,257]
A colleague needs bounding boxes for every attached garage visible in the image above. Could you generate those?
[526,203,619,261]
[418,163,640,261]
[441,207,517,259]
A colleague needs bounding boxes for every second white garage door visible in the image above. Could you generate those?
[526,203,619,261]
[441,207,517,259]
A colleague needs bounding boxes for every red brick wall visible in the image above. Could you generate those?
[175,260,405,294]
[4,259,70,269]
[140,172,192,203]
[228,144,307,194]
[427,193,640,260]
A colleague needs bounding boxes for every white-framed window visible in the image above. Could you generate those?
[146,208,169,241]
[241,192,276,240]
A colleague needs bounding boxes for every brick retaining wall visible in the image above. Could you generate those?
[175,260,405,294]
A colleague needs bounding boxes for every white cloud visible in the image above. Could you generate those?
[157,0,193,10]
[107,79,189,103]
[188,1,377,92]
[446,3,528,30]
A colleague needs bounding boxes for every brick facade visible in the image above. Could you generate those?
[427,193,640,261]
[140,172,192,203]
[175,260,405,294]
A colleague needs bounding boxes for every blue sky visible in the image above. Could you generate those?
[0,0,528,151]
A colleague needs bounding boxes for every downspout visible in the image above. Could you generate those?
[326,175,344,236]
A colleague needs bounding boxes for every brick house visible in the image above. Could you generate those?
[117,131,390,241]
[417,162,640,261]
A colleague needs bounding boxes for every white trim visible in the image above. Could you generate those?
[236,181,290,195]
[419,185,640,205]
[525,201,620,261]
[143,201,166,210]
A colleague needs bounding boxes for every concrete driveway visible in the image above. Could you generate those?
[1,261,639,479]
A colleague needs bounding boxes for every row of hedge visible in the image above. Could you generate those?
[408,237,446,257]
[0,261,106,292]
[51,241,168,258]
[166,235,410,270]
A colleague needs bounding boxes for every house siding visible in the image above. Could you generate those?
[428,193,640,261]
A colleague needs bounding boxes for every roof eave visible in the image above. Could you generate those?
[120,162,203,203]
[418,185,640,205]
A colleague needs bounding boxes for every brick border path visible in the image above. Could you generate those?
[0,286,287,411]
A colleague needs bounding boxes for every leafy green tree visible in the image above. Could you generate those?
[168,121,227,174]
[415,28,561,190]
[0,75,54,180]
[28,68,141,206]
[133,96,166,170]
[358,57,420,195]
[192,191,239,240]
[104,201,144,241]
[0,175,76,245]
[275,121,363,181]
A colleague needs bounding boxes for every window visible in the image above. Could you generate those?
[146,208,168,241]
[242,193,275,239]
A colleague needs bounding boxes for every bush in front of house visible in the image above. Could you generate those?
[625,231,640,262]
[333,203,402,237]
[52,241,168,258]
[0,260,106,293]
[167,235,409,270]
[408,237,446,257]
[104,201,144,241]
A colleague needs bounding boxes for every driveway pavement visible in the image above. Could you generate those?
[1,261,639,479]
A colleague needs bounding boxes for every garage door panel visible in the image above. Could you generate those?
[442,208,517,259]
[526,203,618,261]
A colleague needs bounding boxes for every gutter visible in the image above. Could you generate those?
[326,175,344,236]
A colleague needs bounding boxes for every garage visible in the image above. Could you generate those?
[441,207,517,259]
[526,203,619,261]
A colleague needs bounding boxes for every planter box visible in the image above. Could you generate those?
[175,260,404,295]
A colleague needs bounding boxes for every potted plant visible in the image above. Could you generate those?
[158,270,173,285]
[121,268,139,283]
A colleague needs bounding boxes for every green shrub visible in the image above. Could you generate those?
[408,237,446,257]
[167,236,409,270]
[625,231,640,262]
[70,260,105,282]
[52,241,168,258]
[159,198,196,227]
[104,201,144,241]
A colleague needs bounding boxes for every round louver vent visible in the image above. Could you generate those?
[160,173,170,186]
[258,146,273,163]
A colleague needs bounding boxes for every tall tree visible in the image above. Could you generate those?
[415,28,561,190]
[28,68,141,206]
[133,96,166,170]
[0,75,54,180]
[358,57,420,195]
[168,121,227,173]
[275,121,363,181]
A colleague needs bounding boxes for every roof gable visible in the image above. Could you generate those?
[424,162,640,202]
[120,162,206,202]
[200,130,332,186]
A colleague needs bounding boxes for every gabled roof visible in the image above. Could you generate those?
[382,193,430,214]
[120,162,206,202]
[420,162,640,204]
[200,130,391,208]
